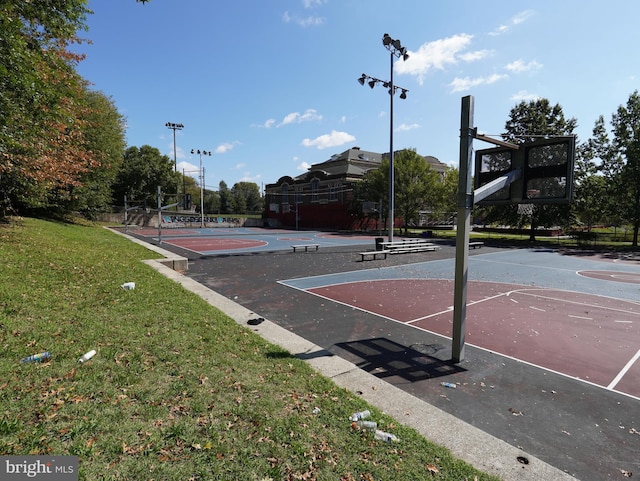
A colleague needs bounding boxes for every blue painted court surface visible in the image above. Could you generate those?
[138,227,378,255]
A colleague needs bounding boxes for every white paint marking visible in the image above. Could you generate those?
[568,315,593,320]
[608,347,640,390]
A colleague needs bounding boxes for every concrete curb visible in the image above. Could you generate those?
[138,253,575,481]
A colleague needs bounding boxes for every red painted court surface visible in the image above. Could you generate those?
[135,227,377,255]
[281,250,640,400]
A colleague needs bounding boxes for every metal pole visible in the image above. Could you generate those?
[388,50,395,243]
[200,155,204,228]
[452,95,474,363]
[172,128,177,172]
[157,185,163,244]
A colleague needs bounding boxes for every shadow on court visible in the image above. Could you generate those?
[336,337,466,383]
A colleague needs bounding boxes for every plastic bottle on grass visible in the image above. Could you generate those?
[21,352,50,363]
[78,350,96,363]
[353,420,377,431]
[374,430,399,442]
[349,410,370,422]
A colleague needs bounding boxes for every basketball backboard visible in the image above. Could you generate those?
[474,136,575,205]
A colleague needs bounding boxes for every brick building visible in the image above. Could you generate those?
[263,146,446,230]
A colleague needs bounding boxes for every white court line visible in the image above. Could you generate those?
[608,347,640,390]
[568,315,592,320]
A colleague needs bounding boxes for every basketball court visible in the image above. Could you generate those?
[134,227,377,256]
[127,224,640,479]
[279,249,640,400]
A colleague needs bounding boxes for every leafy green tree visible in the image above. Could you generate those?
[431,166,458,222]
[394,149,440,233]
[603,90,640,246]
[218,181,231,214]
[231,182,262,214]
[68,90,127,217]
[358,149,439,233]
[112,146,179,207]
[573,116,611,230]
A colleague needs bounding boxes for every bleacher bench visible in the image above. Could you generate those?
[292,244,320,253]
[469,242,484,249]
[391,245,438,254]
[358,250,390,261]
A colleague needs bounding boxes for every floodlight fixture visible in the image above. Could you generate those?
[166,121,184,172]
[355,34,411,243]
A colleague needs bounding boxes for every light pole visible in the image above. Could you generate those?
[191,149,211,228]
[358,33,410,243]
[166,122,184,172]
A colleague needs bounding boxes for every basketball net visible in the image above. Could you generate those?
[517,203,534,216]
[517,189,540,216]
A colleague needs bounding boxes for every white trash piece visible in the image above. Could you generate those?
[349,410,371,422]
[121,282,136,290]
[78,349,96,363]
[374,429,399,442]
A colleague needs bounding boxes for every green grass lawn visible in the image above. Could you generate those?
[0,217,499,481]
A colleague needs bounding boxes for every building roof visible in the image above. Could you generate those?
[266,147,447,187]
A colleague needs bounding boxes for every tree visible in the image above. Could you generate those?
[358,149,439,234]
[431,166,458,222]
[218,181,231,215]
[499,99,577,240]
[573,116,611,230]
[231,182,262,214]
[0,0,92,215]
[112,146,180,207]
[68,90,127,217]
[604,91,640,246]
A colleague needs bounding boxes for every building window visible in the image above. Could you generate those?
[295,188,302,205]
[329,183,339,201]
[311,179,319,202]
[281,183,289,204]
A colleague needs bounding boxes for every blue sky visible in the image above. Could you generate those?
[75,1,640,192]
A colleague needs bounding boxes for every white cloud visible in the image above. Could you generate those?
[459,49,493,62]
[505,59,543,73]
[510,90,540,102]
[512,9,534,25]
[489,9,534,36]
[278,108,322,127]
[297,161,311,171]
[395,123,420,132]
[177,161,199,178]
[396,34,488,85]
[262,118,276,128]
[448,73,508,93]
[215,141,240,154]
[234,162,247,170]
[302,0,326,8]
[301,130,356,149]
[239,173,262,183]
[282,11,325,27]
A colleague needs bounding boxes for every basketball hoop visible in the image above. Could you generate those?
[517,203,534,216]
[517,189,539,216]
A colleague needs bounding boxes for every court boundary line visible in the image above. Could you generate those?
[280,277,640,402]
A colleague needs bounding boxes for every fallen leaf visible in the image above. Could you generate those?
[426,463,439,474]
